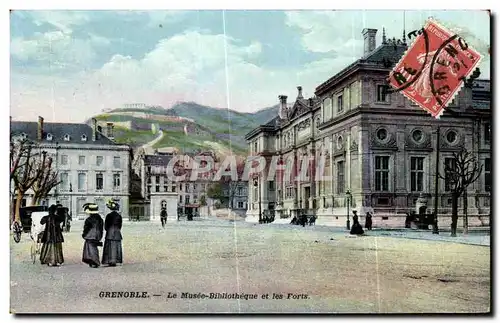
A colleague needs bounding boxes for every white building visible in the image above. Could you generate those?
[10,117,132,219]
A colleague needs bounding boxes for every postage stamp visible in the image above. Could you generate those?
[388,19,483,118]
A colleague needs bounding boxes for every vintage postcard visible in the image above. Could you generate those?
[9,9,491,314]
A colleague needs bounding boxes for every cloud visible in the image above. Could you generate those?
[10,10,491,124]
[21,10,91,33]
[11,30,99,71]
[285,10,490,76]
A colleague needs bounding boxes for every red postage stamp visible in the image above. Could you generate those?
[388,19,483,118]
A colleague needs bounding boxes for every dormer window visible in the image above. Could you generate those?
[46,133,53,141]
[81,134,87,141]
[63,134,71,141]
[20,132,28,140]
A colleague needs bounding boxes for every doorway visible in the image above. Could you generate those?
[303,186,311,209]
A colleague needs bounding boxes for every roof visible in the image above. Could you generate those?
[144,154,174,166]
[10,121,116,145]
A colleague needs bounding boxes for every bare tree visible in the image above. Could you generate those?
[11,140,44,223]
[31,153,61,205]
[439,146,483,237]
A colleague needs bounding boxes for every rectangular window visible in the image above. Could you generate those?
[268,181,275,191]
[194,195,198,203]
[485,158,491,192]
[155,185,160,192]
[186,196,190,204]
[377,85,389,102]
[254,142,258,153]
[444,158,456,192]
[95,173,103,190]
[179,195,183,203]
[113,156,121,168]
[237,187,243,195]
[78,156,86,165]
[238,201,244,208]
[410,157,425,192]
[172,185,176,192]
[193,184,197,190]
[164,185,168,192]
[484,123,491,144]
[77,173,86,191]
[60,173,68,191]
[61,155,68,165]
[375,156,390,191]
[147,185,151,193]
[96,156,103,166]
[337,161,345,194]
[180,184,183,191]
[155,175,160,184]
[113,173,121,189]
[337,95,343,112]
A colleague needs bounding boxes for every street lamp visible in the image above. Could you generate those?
[69,183,73,221]
[254,178,262,224]
[346,189,352,230]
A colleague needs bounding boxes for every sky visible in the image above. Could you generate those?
[10,10,491,123]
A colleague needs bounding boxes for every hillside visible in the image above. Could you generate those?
[91,102,278,156]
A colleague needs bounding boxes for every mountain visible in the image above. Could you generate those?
[90,102,279,157]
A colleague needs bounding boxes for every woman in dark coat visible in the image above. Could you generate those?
[365,212,373,230]
[82,203,104,268]
[40,204,65,266]
[102,199,123,267]
[350,210,365,235]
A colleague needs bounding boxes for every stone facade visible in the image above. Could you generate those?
[245,28,491,227]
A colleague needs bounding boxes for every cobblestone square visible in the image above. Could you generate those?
[10,219,490,313]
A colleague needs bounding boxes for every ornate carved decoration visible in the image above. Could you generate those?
[405,127,432,149]
[350,139,358,152]
[439,128,465,149]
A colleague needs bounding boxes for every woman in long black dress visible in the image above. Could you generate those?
[350,210,365,235]
[82,203,104,268]
[40,204,65,266]
[102,199,123,267]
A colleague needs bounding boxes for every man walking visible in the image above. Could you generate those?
[160,207,167,228]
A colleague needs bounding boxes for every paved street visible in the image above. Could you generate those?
[10,218,490,314]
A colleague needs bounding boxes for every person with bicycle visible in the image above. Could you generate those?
[160,206,167,228]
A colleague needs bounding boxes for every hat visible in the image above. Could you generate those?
[106,199,119,211]
[83,203,99,214]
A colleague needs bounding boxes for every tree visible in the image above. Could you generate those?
[30,152,61,206]
[200,195,207,207]
[207,182,224,202]
[439,147,482,237]
[11,140,44,223]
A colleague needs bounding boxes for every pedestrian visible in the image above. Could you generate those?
[39,204,65,267]
[81,203,104,268]
[160,207,167,228]
[365,212,373,230]
[350,210,364,235]
[102,199,123,267]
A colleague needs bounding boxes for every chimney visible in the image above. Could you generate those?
[92,118,98,141]
[308,98,314,106]
[362,28,378,55]
[278,95,288,119]
[37,116,44,140]
[297,86,303,99]
[106,122,114,139]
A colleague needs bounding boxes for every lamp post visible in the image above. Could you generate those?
[254,178,262,223]
[346,189,352,230]
[69,183,73,221]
